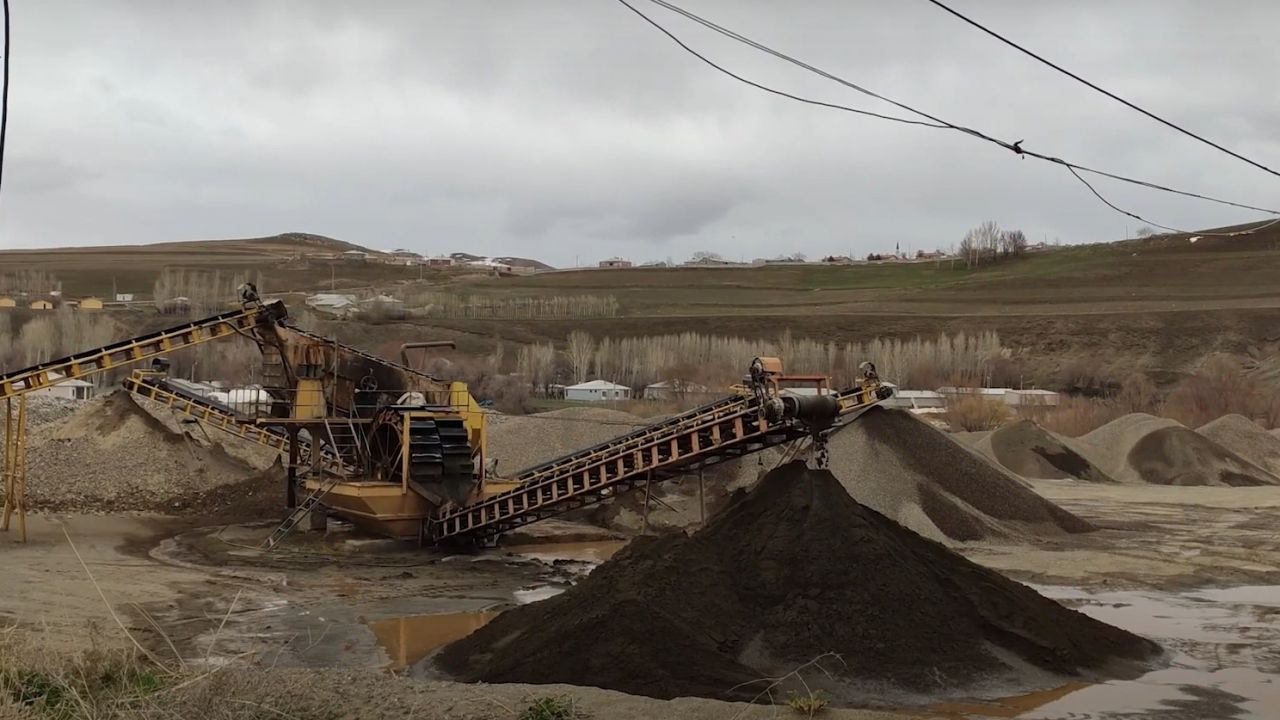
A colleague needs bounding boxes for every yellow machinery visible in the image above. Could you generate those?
[0,297,892,547]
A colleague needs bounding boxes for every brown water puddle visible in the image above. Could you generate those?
[931,683,1089,717]
[368,611,499,670]
[926,585,1280,719]
[500,540,626,564]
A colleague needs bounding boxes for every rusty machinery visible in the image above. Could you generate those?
[0,296,893,546]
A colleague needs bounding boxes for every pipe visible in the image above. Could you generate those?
[400,341,456,368]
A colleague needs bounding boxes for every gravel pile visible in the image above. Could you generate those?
[439,463,1157,705]
[20,395,85,428]
[486,407,648,475]
[826,408,1094,543]
[1197,414,1280,477]
[18,391,278,513]
[1075,413,1279,486]
[974,419,1115,482]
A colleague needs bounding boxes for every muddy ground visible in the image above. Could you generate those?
[6,481,1280,718]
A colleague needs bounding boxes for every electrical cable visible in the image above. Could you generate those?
[613,0,946,130]
[0,0,9,199]
[619,0,1280,235]
[922,0,1280,180]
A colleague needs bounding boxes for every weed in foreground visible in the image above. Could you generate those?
[786,689,828,717]
[518,694,581,720]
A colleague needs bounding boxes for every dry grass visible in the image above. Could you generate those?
[945,395,1013,431]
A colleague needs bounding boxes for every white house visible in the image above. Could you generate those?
[881,389,944,410]
[643,379,711,400]
[935,386,1060,407]
[565,380,631,402]
[32,371,95,401]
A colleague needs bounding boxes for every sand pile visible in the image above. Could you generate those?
[486,407,647,474]
[1076,413,1279,486]
[1197,415,1280,477]
[974,419,1115,482]
[826,408,1093,542]
[20,391,277,513]
[439,463,1156,704]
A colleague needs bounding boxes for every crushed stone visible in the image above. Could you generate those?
[11,391,281,514]
[439,462,1157,706]
[825,408,1094,543]
[1075,413,1278,486]
[1197,414,1280,478]
[975,419,1115,482]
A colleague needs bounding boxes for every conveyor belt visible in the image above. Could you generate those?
[430,382,890,543]
[122,372,346,474]
[0,303,283,401]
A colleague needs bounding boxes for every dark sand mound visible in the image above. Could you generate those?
[978,419,1115,482]
[1198,414,1280,478]
[1129,426,1278,486]
[827,408,1094,542]
[439,463,1156,704]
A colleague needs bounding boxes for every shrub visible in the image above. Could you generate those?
[786,689,829,717]
[1037,395,1124,437]
[518,695,579,720]
[945,395,1012,431]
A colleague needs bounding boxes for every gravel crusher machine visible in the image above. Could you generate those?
[0,294,892,546]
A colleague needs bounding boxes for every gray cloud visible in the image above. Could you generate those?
[2,0,1278,264]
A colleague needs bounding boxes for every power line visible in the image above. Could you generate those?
[613,0,945,129]
[0,0,9,200]
[922,0,1280,180]
[620,0,1280,234]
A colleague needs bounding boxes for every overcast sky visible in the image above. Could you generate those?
[3,1,1279,266]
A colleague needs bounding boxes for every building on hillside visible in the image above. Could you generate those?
[34,371,95,400]
[643,379,711,400]
[822,255,853,264]
[115,293,135,302]
[79,297,104,310]
[388,249,424,265]
[426,256,456,267]
[341,250,369,262]
[306,293,357,316]
[683,257,738,267]
[598,258,633,269]
[0,296,14,309]
[565,379,631,402]
[29,299,54,310]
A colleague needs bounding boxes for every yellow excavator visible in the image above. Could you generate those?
[0,293,892,546]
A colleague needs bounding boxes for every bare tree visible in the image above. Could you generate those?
[959,221,1003,268]
[1135,226,1158,238]
[689,250,723,262]
[564,331,595,384]
[999,229,1028,257]
[516,342,556,395]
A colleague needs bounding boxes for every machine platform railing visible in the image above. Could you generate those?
[0,303,282,401]
[429,381,889,542]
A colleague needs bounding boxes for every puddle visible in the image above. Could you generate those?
[514,584,566,604]
[501,540,625,564]
[932,683,1089,717]
[368,611,499,670]
[932,586,1280,719]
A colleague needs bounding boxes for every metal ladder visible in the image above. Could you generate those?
[261,418,362,550]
